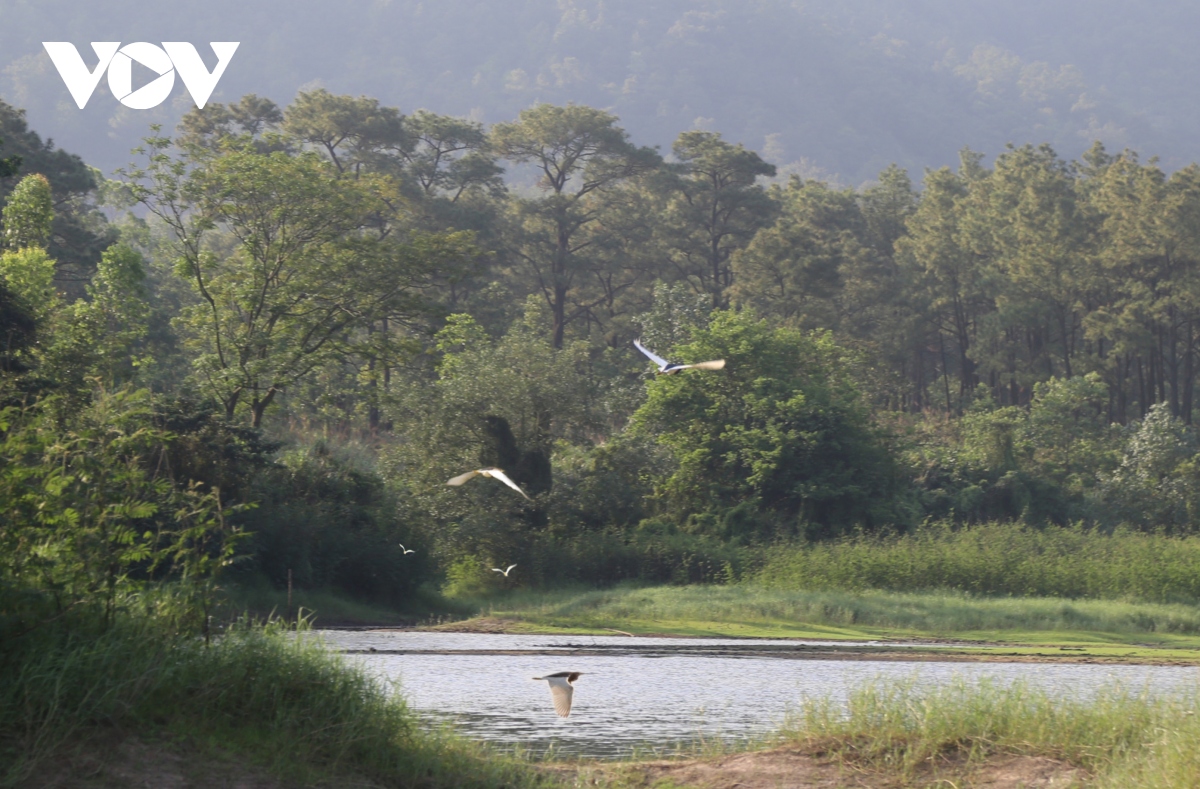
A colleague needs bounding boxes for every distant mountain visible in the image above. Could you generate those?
[2,0,1195,183]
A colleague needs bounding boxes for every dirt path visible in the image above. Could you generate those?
[568,745,1086,788]
[16,731,1090,788]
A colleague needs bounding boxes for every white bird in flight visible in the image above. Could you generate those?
[445,467,531,500]
[633,339,725,374]
[492,564,517,577]
[533,671,583,717]
[398,544,415,555]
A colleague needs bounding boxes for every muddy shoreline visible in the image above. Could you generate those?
[328,618,1200,665]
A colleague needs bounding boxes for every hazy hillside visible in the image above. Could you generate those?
[2,0,1195,182]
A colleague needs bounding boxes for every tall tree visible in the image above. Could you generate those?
[653,130,777,308]
[2,173,53,250]
[491,104,660,348]
[896,158,990,409]
[279,92,497,426]
[124,135,466,428]
[177,94,285,151]
[403,110,504,206]
[0,135,20,178]
[970,144,1094,383]
[0,100,115,283]
[1089,153,1200,422]
[731,177,868,328]
[283,89,410,178]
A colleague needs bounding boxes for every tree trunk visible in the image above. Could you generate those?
[552,220,569,349]
[250,389,277,429]
[939,331,953,413]
[1185,320,1195,424]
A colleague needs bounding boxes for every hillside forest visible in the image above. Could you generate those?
[6,89,1200,625]
[7,0,1200,184]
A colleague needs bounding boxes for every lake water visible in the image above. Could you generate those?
[317,630,1200,759]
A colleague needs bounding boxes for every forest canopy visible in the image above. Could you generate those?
[7,88,1200,622]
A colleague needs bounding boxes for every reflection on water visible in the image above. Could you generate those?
[316,630,1200,759]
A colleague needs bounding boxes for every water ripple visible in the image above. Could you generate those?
[315,630,1200,759]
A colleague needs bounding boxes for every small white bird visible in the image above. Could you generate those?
[633,339,725,375]
[492,564,517,577]
[446,467,531,500]
[399,544,416,555]
[533,671,583,717]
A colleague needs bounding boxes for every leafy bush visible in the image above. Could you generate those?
[910,375,1122,525]
[632,310,908,539]
[0,389,242,637]
[237,440,431,607]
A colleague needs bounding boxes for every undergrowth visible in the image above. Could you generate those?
[0,612,550,788]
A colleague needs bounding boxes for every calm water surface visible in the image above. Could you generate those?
[317,630,1200,759]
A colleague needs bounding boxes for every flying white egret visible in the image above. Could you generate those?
[445,467,531,500]
[492,564,517,577]
[398,544,416,555]
[533,671,583,717]
[633,339,725,374]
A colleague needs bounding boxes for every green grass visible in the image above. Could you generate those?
[0,613,552,788]
[454,584,1200,658]
[757,521,1200,603]
[433,523,1200,660]
[783,677,1200,787]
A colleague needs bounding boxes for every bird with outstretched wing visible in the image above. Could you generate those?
[446,467,532,500]
[533,671,583,717]
[633,339,725,374]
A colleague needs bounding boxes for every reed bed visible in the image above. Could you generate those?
[784,677,1200,787]
[757,522,1200,603]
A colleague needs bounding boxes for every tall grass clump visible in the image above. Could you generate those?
[757,520,1200,603]
[785,677,1200,785]
[0,612,548,788]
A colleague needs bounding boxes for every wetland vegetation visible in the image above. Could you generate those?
[10,78,1200,784]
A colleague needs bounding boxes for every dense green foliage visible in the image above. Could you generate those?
[9,88,1200,609]
[0,102,114,282]
[632,312,904,539]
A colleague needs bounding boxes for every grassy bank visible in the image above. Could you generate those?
[8,604,1200,788]
[779,677,1200,788]
[447,584,1200,658]
[757,521,1200,603]
[0,614,549,788]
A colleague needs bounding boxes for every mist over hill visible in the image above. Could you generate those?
[2,0,1195,182]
